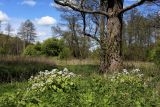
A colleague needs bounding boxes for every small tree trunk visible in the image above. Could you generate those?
[99,44,107,73]
[99,0,108,73]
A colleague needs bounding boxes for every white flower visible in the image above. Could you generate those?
[138,74,144,77]
[29,68,77,92]
[66,75,71,78]
[123,69,129,74]
[45,70,49,72]
[51,74,57,78]
[110,76,116,81]
[63,68,69,72]
[132,68,140,73]
[51,69,58,73]
[123,69,127,72]
[58,71,63,75]
[62,74,66,77]
[69,72,76,76]
[46,79,52,83]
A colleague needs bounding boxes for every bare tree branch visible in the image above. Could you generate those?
[84,32,100,43]
[152,1,160,6]
[54,0,109,17]
[120,0,146,13]
[79,0,85,8]
[80,11,100,43]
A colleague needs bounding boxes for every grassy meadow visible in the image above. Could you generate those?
[0,56,160,106]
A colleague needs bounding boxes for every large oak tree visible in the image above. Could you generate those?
[54,0,160,73]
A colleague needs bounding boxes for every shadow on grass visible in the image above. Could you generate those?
[0,82,27,96]
[58,64,99,76]
[0,62,56,83]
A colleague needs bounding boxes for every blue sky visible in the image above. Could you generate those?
[0,0,61,42]
[0,0,159,42]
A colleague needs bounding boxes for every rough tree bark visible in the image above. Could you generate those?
[105,0,123,72]
[99,0,107,73]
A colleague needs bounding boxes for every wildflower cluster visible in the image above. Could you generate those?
[28,68,77,93]
[0,68,159,107]
[109,68,145,85]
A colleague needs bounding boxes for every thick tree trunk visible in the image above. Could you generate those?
[101,0,123,72]
[106,16,123,72]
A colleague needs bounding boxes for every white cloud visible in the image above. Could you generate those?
[22,0,36,6]
[36,16,56,26]
[50,2,72,10]
[50,2,63,9]
[0,11,9,21]
[37,31,47,36]
[50,3,54,7]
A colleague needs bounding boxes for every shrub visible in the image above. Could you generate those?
[59,47,71,60]
[41,38,63,56]
[28,68,77,93]
[149,40,160,65]
[23,45,42,56]
[0,47,6,55]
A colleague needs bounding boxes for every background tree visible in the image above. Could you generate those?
[0,20,2,34]
[18,20,36,49]
[0,34,24,55]
[5,23,13,36]
[52,11,91,59]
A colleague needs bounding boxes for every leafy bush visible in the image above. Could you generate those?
[28,68,77,93]
[59,47,71,59]
[41,38,64,56]
[23,44,42,56]
[149,40,160,64]
[0,47,6,55]
[0,68,159,106]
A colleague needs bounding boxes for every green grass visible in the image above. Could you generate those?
[0,56,56,82]
[0,56,160,105]
[58,65,99,76]
[0,82,27,96]
[0,62,56,82]
[0,60,160,107]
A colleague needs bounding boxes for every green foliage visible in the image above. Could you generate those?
[123,44,149,61]
[149,40,160,65]
[0,68,159,107]
[59,47,71,59]
[0,34,24,55]
[41,38,63,56]
[23,42,42,56]
[28,68,77,93]
[0,57,56,82]
[65,65,98,76]
[23,44,42,56]
[22,38,65,57]
[90,48,100,60]
[0,47,6,55]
